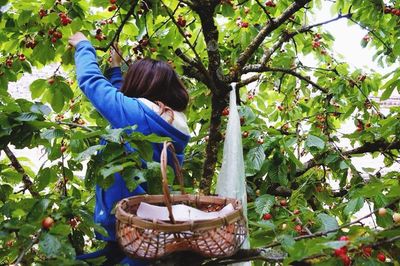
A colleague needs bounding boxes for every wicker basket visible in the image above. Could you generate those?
[115,142,247,260]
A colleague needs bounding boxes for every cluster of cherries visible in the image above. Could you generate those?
[108,0,117,12]
[48,28,63,43]
[95,28,106,41]
[265,1,276,7]
[177,15,187,27]
[384,6,400,16]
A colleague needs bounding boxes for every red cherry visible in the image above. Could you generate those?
[340,254,351,266]
[222,107,229,116]
[312,41,321,48]
[265,1,275,7]
[334,246,347,256]
[377,252,386,262]
[240,21,249,28]
[262,213,272,220]
[108,5,117,11]
[242,131,249,138]
[257,138,264,144]
[339,236,350,242]
[60,145,67,153]
[280,199,287,206]
[294,224,302,233]
[314,33,321,40]
[42,217,54,229]
[68,218,78,228]
[19,54,26,61]
[293,209,300,215]
[51,37,57,43]
[362,246,372,257]
[384,7,392,14]
[150,47,157,53]
[110,0,117,4]
[47,78,55,85]
[277,105,284,111]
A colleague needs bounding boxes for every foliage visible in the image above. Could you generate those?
[0,0,400,265]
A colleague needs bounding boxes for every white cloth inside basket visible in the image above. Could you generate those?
[136,202,235,222]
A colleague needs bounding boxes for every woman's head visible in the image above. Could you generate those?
[120,59,189,112]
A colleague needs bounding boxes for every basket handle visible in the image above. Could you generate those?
[160,141,185,224]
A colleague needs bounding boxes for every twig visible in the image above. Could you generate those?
[242,65,328,93]
[56,121,95,132]
[160,0,210,84]
[232,0,311,79]
[3,146,39,197]
[13,229,42,265]
[255,0,273,21]
[96,2,138,52]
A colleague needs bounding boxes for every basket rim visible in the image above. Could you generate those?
[115,194,245,232]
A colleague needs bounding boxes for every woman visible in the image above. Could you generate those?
[68,32,191,265]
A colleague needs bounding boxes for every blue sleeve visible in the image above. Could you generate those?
[105,67,123,90]
[74,40,126,127]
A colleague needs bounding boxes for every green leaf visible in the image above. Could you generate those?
[344,197,364,216]
[305,135,325,150]
[75,145,104,162]
[245,146,266,175]
[50,89,65,113]
[39,232,62,258]
[254,194,275,215]
[0,184,13,202]
[27,199,51,221]
[29,79,47,99]
[317,213,338,235]
[50,224,71,237]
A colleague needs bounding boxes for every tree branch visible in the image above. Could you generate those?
[242,65,328,93]
[237,74,262,88]
[194,1,227,94]
[205,197,400,264]
[3,146,39,197]
[231,0,311,80]
[296,140,400,177]
[95,2,137,52]
[160,0,212,87]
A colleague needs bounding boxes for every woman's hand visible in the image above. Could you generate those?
[68,32,88,47]
[110,43,122,67]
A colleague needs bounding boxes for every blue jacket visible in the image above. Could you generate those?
[75,40,190,241]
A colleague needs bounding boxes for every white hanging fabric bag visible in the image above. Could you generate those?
[216,83,250,266]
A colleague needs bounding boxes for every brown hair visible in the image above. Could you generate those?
[120,59,189,112]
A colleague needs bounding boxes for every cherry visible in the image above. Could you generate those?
[47,78,55,85]
[242,131,249,138]
[247,93,254,100]
[314,33,321,40]
[257,138,264,144]
[51,37,57,43]
[377,252,386,262]
[265,1,276,7]
[312,41,321,49]
[5,58,13,68]
[293,209,300,215]
[340,255,351,266]
[244,7,250,14]
[108,5,117,11]
[339,236,349,242]
[240,21,249,28]
[334,246,347,256]
[39,8,48,18]
[378,207,387,217]
[110,0,117,3]
[184,31,192,38]
[393,212,400,223]
[53,31,62,39]
[60,145,67,153]
[277,105,284,111]
[150,47,157,53]
[222,107,229,116]
[294,224,302,233]
[362,246,372,257]
[384,7,391,14]
[42,216,54,230]
[19,54,26,61]
[262,213,272,220]
[280,199,287,206]
[177,15,186,27]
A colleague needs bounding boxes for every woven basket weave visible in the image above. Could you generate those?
[115,142,247,259]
